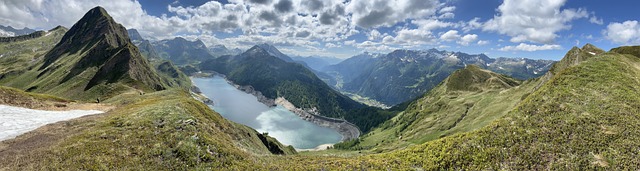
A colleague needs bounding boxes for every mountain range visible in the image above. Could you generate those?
[1,6,639,170]
[291,55,344,71]
[0,25,36,37]
[322,49,555,106]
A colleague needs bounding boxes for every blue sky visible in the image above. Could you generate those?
[1,0,640,60]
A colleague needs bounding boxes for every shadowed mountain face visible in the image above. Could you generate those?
[153,37,215,65]
[200,45,364,118]
[1,6,167,101]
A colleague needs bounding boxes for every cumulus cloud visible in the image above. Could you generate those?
[437,6,455,19]
[439,30,477,46]
[499,43,562,51]
[477,40,489,45]
[440,30,460,41]
[458,34,478,46]
[368,29,382,40]
[483,0,588,44]
[589,16,603,25]
[0,0,176,37]
[603,20,640,45]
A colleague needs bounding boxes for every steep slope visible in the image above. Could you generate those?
[0,26,67,76]
[338,65,529,151]
[153,37,215,65]
[155,60,191,89]
[1,6,167,101]
[200,46,363,118]
[537,44,605,88]
[321,52,383,89]
[267,45,640,170]
[126,29,190,90]
[199,46,406,133]
[323,49,554,106]
[127,29,160,61]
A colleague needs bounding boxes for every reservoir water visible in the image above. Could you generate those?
[192,76,342,149]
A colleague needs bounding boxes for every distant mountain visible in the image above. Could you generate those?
[326,45,640,169]
[153,37,215,65]
[291,55,344,71]
[256,43,294,62]
[0,6,168,101]
[321,52,384,89]
[126,28,144,42]
[322,49,555,106]
[0,25,37,37]
[340,64,529,150]
[200,46,363,117]
[125,29,191,89]
[127,29,161,61]
[209,44,242,57]
[199,46,404,132]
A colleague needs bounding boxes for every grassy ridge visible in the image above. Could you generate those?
[336,65,532,151]
[0,86,70,109]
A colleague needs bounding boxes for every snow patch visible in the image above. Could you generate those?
[588,52,596,55]
[0,105,103,141]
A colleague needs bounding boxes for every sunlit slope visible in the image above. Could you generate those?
[341,64,533,152]
[266,46,640,170]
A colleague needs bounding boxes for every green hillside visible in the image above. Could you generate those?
[0,7,168,101]
[337,64,531,151]
[200,46,364,117]
[266,46,640,170]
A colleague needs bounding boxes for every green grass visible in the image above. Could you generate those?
[1,89,295,170]
[337,65,531,152]
[0,86,70,108]
[265,48,640,170]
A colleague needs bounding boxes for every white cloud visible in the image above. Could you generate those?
[355,40,395,52]
[589,16,603,25]
[458,34,478,46]
[412,19,455,31]
[439,6,456,14]
[462,18,482,32]
[437,6,455,19]
[368,29,382,40]
[477,40,489,45]
[440,30,460,41]
[439,30,477,46]
[483,0,588,44]
[603,20,640,45]
[499,43,562,51]
[325,43,339,48]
